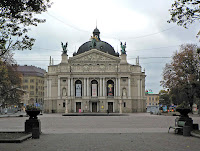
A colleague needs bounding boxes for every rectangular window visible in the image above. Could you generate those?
[149,97,151,101]
[23,85,28,89]
[152,97,154,101]
[149,103,151,105]
[30,91,34,95]
[124,102,126,107]
[30,85,34,89]
[30,79,34,83]
[24,79,28,83]
[63,102,65,107]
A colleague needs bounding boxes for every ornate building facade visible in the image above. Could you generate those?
[44,28,146,113]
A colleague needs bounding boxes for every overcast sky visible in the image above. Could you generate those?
[13,0,200,94]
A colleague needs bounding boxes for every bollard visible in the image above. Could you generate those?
[183,126,191,136]
[32,127,40,139]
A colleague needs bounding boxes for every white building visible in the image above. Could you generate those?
[44,28,146,113]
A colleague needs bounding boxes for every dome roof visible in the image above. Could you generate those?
[74,41,119,57]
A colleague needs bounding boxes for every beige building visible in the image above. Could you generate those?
[17,65,46,106]
[146,93,159,107]
[44,28,146,113]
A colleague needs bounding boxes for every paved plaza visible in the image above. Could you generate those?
[0,113,199,151]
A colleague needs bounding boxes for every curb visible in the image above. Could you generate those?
[62,113,129,116]
[0,132,32,143]
[0,115,27,118]
[191,131,200,139]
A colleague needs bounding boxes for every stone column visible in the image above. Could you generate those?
[119,100,122,114]
[87,78,89,97]
[128,78,131,98]
[116,78,118,97]
[118,78,121,97]
[138,79,140,97]
[49,79,52,98]
[68,78,70,97]
[58,77,60,98]
[47,79,49,98]
[71,78,73,97]
[100,78,102,97]
[103,78,105,97]
[48,79,52,113]
[140,79,142,97]
[65,98,68,113]
[84,78,86,97]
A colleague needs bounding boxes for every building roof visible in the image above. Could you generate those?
[73,28,119,57]
[17,65,46,77]
[74,41,119,57]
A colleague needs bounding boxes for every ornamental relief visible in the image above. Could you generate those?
[71,64,117,72]
[60,66,69,71]
[72,53,116,62]
[49,67,57,72]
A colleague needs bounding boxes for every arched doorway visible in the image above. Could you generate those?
[91,80,98,112]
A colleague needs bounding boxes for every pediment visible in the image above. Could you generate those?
[69,49,120,63]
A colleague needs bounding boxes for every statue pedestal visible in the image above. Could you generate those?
[61,53,68,63]
[25,119,41,134]
[120,54,127,64]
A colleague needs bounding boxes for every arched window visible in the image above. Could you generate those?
[75,80,82,97]
[107,80,114,96]
[91,80,98,97]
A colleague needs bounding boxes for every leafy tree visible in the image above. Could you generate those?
[159,90,171,106]
[161,44,200,107]
[0,0,52,57]
[168,0,200,38]
[0,60,22,106]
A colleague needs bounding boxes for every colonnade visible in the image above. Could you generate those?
[54,77,132,98]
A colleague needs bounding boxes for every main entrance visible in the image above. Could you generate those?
[76,102,81,112]
[108,102,113,113]
[92,102,97,112]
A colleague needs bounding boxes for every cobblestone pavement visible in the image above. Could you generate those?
[0,113,199,151]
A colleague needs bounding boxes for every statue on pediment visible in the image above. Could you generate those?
[61,42,68,54]
[120,42,126,54]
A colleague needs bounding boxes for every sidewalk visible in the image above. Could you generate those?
[0,111,27,118]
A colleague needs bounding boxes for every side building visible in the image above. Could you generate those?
[145,93,159,113]
[17,65,46,107]
[44,28,146,113]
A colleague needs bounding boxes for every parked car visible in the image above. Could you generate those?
[168,107,176,112]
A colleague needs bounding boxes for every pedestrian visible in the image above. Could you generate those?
[4,108,7,114]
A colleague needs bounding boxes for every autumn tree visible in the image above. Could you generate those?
[0,0,52,57]
[168,0,200,38]
[161,44,200,107]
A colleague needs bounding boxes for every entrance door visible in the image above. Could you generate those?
[76,102,81,112]
[92,102,97,112]
[108,102,113,113]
